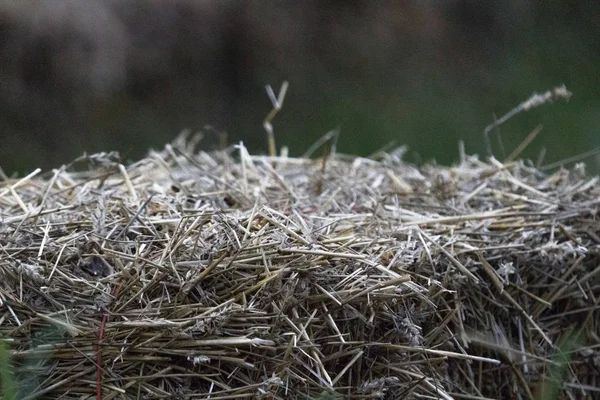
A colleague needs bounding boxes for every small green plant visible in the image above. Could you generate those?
[0,338,17,400]
[0,322,64,400]
[305,392,340,400]
[536,328,582,400]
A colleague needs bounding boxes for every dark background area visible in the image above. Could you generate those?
[0,1,598,174]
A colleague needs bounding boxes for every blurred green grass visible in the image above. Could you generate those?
[1,2,598,174]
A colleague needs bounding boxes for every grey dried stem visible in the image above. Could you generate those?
[484,85,573,157]
[263,81,289,161]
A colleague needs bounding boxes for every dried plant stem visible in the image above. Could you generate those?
[484,85,572,156]
[263,81,289,160]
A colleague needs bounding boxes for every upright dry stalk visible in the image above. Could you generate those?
[263,81,289,163]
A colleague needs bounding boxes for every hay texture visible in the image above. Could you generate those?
[0,138,599,399]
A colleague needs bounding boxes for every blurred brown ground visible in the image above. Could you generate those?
[0,1,598,173]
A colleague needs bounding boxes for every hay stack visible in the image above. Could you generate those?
[0,138,598,399]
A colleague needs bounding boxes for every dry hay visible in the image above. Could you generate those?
[0,137,599,399]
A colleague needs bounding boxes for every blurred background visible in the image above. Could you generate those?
[0,0,598,174]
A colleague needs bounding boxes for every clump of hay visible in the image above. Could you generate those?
[0,135,599,399]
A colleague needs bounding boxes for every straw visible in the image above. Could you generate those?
[0,135,598,399]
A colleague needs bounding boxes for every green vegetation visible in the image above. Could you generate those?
[536,328,582,400]
[0,339,16,400]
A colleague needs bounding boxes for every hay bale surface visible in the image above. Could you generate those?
[0,140,599,399]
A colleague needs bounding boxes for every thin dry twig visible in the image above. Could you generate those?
[484,85,572,156]
[263,81,289,160]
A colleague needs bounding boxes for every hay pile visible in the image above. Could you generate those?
[0,138,599,399]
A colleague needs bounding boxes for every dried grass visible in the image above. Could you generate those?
[0,135,599,399]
